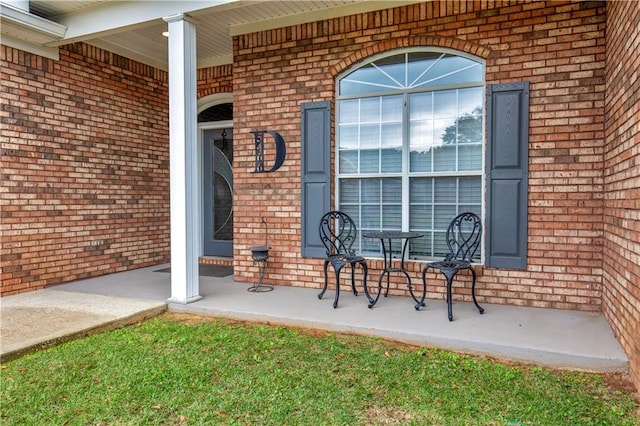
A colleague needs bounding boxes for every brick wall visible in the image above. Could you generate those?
[603,0,640,393]
[0,42,237,295]
[232,0,607,311]
[0,43,171,295]
[197,65,234,98]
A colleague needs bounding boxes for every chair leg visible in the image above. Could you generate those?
[445,275,454,321]
[350,264,358,296]
[360,261,373,304]
[332,267,343,309]
[470,268,484,314]
[441,270,457,321]
[318,261,330,300]
[413,267,429,310]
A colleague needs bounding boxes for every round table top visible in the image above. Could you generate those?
[362,231,424,239]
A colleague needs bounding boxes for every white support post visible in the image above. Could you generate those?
[164,13,201,304]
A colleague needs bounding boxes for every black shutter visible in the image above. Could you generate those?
[485,82,529,269]
[301,101,331,257]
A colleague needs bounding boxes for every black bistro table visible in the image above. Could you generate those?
[362,231,424,308]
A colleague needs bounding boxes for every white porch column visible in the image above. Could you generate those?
[164,13,201,304]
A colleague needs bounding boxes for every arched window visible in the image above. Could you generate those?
[336,49,485,260]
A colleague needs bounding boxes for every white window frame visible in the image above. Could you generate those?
[335,47,486,262]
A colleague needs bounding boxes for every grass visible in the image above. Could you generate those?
[1,313,638,425]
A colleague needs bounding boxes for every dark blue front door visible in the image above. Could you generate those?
[203,128,233,257]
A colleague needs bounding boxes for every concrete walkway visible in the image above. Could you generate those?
[0,264,629,374]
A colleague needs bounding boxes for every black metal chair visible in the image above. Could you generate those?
[421,212,484,321]
[318,211,368,308]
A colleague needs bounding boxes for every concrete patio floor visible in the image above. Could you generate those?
[0,263,629,374]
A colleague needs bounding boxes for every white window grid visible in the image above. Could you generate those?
[336,48,486,261]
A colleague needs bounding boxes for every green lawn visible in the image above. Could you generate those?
[1,313,638,425]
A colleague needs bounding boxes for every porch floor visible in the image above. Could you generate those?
[0,263,629,374]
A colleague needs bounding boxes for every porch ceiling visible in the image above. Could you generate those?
[2,0,422,70]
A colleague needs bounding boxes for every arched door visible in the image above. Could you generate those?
[199,103,233,257]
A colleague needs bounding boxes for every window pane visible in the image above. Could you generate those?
[409,204,432,229]
[381,122,402,173]
[382,178,402,203]
[361,179,380,203]
[457,116,483,144]
[458,144,482,171]
[381,123,402,148]
[433,144,456,172]
[457,87,483,146]
[360,124,380,149]
[339,124,358,149]
[410,149,432,173]
[382,95,403,122]
[374,54,407,87]
[459,177,482,204]
[434,64,483,87]
[339,150,358,174]
[433,91,457,119]
[410,120,434,147]
[434,205,457,228]
[360,149,379,173]
[410,177,432,203]
[382,205,401,229]
[339,54,405,95]
[339,179,359,204]
[433,231,449,257]
[438,119,459,147]
[340,80,373,96]
[458,87,483,117]
[339,99,359,123]
[414,54,483,88]
[434,177,456,203]
[381,148,402,173]
[411,234,431,258]
[341,205,360,228]
[360,98,380,123]
[409,111,434,173]
[362,237,379,253]
[362,205,380,228]
[407,51,442,87]
[410,93,433,120]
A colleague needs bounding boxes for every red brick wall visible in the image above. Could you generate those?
[603,0,640,393]
[0,43,171,295]
[0,44,236,295]
[197,65,233,98]
[232,0,607,311]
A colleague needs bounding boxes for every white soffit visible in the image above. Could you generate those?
[46,1,235,43]
[228,0,424,36]
[5,0,425,69]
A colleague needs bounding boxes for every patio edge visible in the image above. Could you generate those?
[168,303,629,374]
